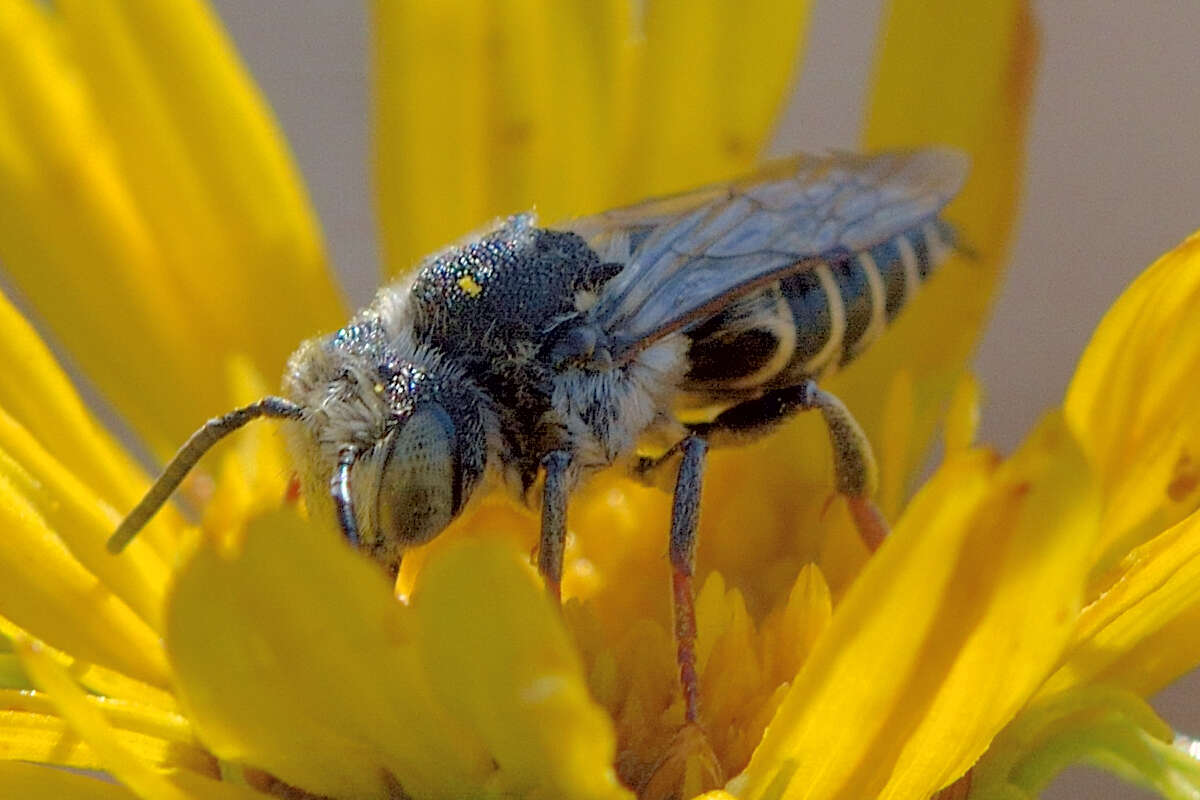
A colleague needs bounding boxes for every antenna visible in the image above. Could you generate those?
[107,397,304,553]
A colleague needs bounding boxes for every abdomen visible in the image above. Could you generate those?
[683,217,956,396]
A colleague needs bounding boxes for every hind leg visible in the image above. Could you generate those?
[635,380,887,551]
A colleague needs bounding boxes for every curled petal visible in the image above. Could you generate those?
[1066,230,1200,562]
[1044,507,1200,698]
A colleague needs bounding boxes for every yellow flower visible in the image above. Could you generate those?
[2,1,1199,800]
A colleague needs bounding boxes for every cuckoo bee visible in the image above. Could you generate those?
[110,149,966,722]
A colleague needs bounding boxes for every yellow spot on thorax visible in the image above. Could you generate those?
[457,274,483,297]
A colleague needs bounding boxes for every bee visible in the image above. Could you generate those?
[109,149,966,722]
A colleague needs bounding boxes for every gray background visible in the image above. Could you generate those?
[209,2,1200,797]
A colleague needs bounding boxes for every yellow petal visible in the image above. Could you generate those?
[1065,230,1200,564]
[372,0,491,273]
[829,0,1037,495]
[736,412,1096,800]
[944,372,982,456]
[683,566,833,779]
[0,288,165,521]
[0,286,183,563]
[55,0,346,365]
[627,0,812,198]
[760,564,832,689]
[0,760,137,800]
[0,617,177,711]
[0,690,208,775]
[1,690,191,744]
[0,475,168,686]
[1042,508,1200,698]
[878,414,1098,799]
[0,408,166,629]
[165,510,495,800]
[372,0,812,274]
[411,538,632,800]
[732,452,993,799]
[0,0,231,453]
[0,717,212,782]
[0,712,109,773]
[1091,602,1200,699]
[0,0,342,455]
[16,638,262,800]
[372,0,624,271]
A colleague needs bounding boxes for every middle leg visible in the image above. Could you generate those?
[633,383,886,729]
[539,450,571,603]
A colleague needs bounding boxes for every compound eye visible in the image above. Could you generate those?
[376,403,460,547]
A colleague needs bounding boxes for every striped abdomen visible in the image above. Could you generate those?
[684,218,956,395]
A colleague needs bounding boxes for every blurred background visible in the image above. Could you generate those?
[208,2,1200,797]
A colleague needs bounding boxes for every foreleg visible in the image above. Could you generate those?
[538,451,571,602]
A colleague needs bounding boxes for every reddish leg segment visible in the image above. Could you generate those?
[847,494,889,552]
[667,435,708,724]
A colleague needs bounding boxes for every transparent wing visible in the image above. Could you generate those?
[557,149,968,363]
